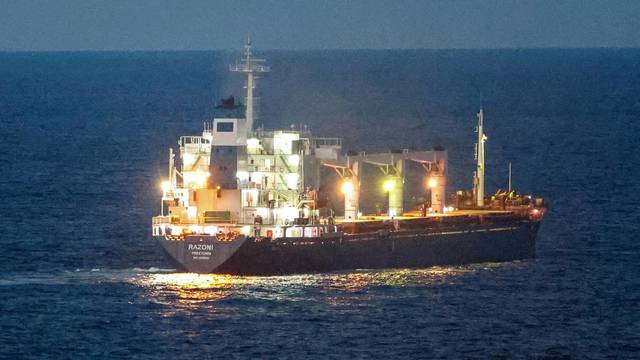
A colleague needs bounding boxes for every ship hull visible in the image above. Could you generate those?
[155,221,540,275]
[157,234,249,274]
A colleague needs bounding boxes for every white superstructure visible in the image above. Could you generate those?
[152,42,342,239]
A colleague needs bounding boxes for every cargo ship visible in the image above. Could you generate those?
[151,41,546,275]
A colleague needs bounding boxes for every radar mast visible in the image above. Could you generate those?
[229,38,270,135]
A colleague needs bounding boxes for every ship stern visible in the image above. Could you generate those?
[155,234,248,273]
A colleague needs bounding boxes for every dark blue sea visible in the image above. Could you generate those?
[1,49,639,359]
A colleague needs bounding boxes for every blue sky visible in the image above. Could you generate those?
[1,0,639,51]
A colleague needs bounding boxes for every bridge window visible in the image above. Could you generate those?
[217,122,234,132]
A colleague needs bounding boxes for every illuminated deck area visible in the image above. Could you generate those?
[334,209,517,224]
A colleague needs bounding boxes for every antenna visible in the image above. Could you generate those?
[229,39,270,135]
[169,148,175,186]
[508,162,512,192]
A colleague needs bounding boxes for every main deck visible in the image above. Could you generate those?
[153,205,544,242]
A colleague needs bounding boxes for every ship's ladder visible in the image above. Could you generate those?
[279,155,293,173]
[273,189,292,203]
[184,154,205,172]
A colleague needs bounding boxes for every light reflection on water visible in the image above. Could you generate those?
[127,264,505,315]
[131,273,243,311]
[140,272,244,289]
[132,266,474,293]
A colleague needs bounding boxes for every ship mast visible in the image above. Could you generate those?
[474,108,487,206]
[229,38,270,135]
[508,162,512,192]
[169,148,175,187]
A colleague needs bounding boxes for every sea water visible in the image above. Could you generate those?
[0,49,638,358]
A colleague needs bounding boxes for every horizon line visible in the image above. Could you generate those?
[1,46,640,54]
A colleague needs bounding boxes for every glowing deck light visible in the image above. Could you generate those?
[161,181,171,193]
[241,225,251,235]
[236,171,249,181]
[183,153,195,164]
[285,173,299,189]
[246,138,260,148]
[278,207,299,222]
[288,154,300,165]
[204,226,218,235]
[341,180,354,195]
[427,178,438,188]
[256,207,269,217]
[383,179,395,192]
[183,171,210,188]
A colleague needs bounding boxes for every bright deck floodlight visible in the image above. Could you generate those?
[341,179,354,195]
[161,181,171,193]
[427,177,438,189]
[383,178,395,192]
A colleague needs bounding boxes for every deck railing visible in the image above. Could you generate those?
[152,216,173,225]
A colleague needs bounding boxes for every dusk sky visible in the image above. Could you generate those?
[1,0,639,51]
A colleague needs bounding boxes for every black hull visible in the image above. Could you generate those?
[156,221,540,275]
[157,235,248,273]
